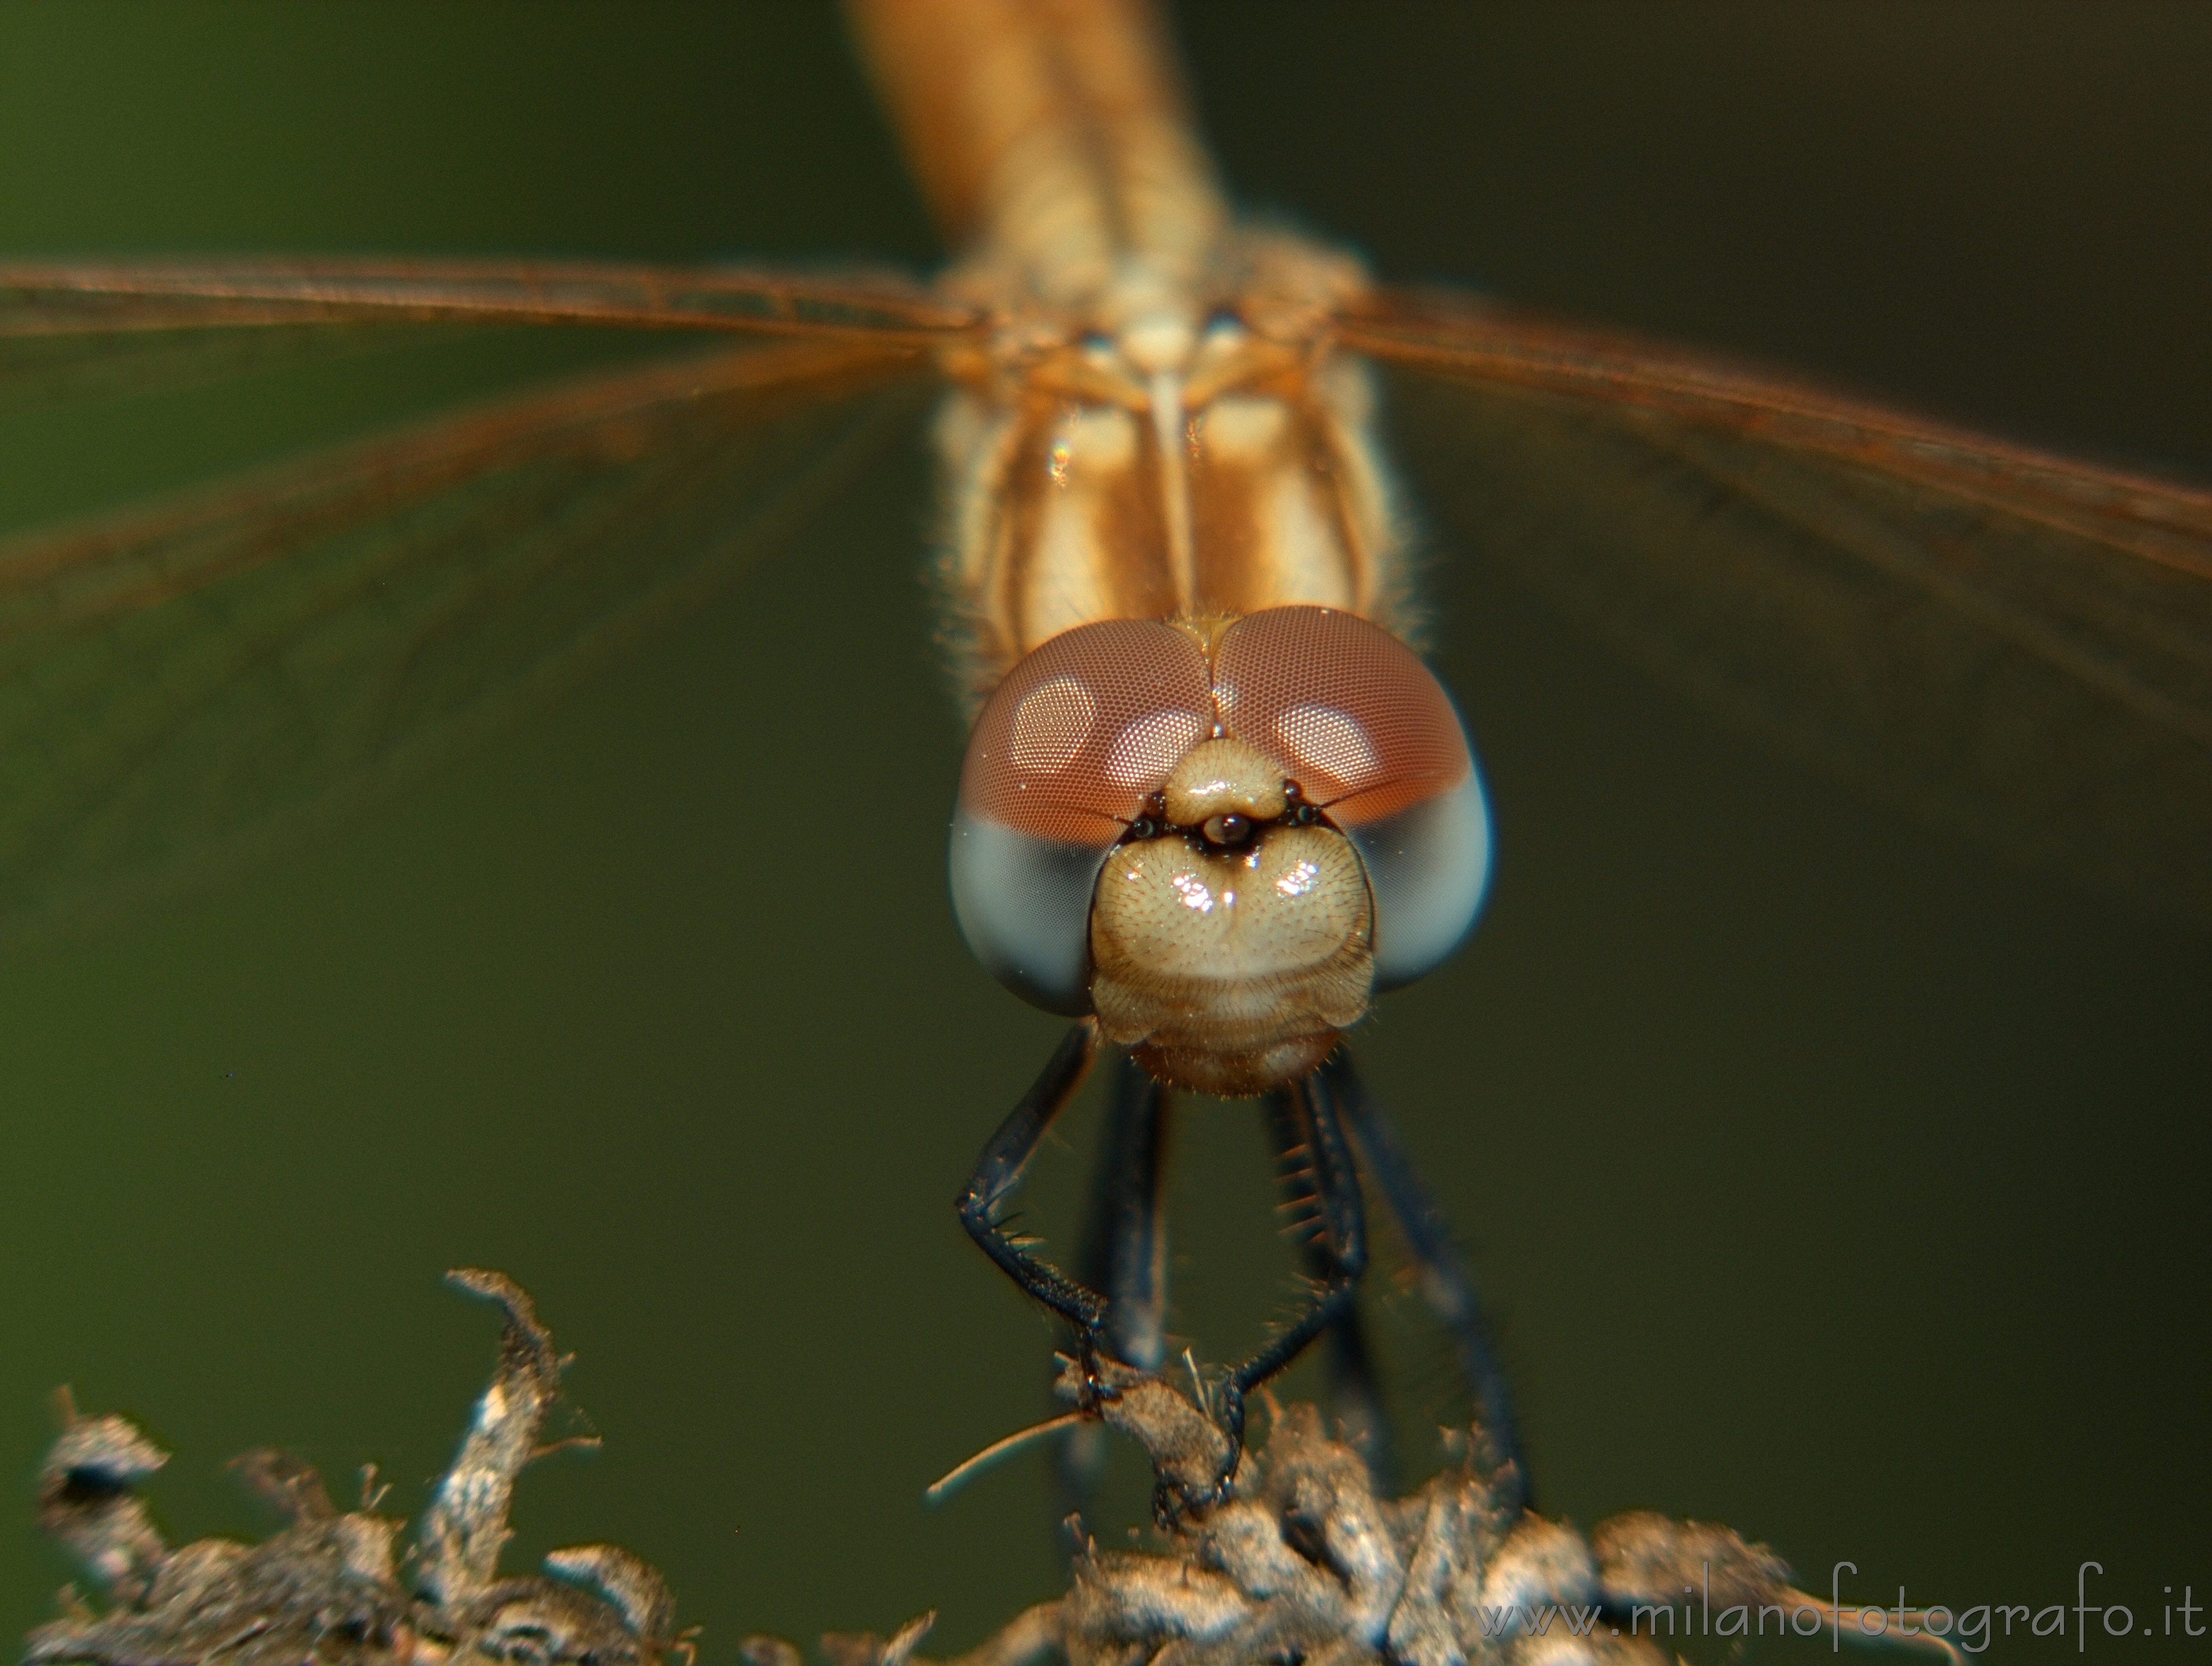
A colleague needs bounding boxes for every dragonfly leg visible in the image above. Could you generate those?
[1262,1081,1393,1491]
[957,1018,1114,1358]
[1161,1061,1367,1513]
[1056,1052,1171,1524]
[1324,1048,1528,1511]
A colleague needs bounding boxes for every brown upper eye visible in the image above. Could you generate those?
[1212,606,1476,830]
[1202,812,1252,847]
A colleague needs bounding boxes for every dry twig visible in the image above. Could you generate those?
[22,1275,1964,1666]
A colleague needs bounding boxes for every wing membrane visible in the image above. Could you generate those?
[0,256,982,402]
[0,334,931,942]
[1338,287,2212,920]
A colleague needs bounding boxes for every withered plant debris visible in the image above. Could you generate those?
[27,1271,678,1666]
[24,1275,1963,1666]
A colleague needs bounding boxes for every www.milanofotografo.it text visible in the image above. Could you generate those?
[1474,1564,2206,1654]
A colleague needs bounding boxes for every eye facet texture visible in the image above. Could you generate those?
[952,621,1213,1012]
[958,619,1214,846]
[1213,607,1475,829]
[951,607,1490,1015]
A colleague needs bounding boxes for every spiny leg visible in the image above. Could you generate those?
[957,1019,1111,1346]
[960,1026,1375,1521]
[1325,1047,1528,1510]
[1262,1080,1393,1490]
[1057,1051,1170,1521]
[1199,1061,1368,1499]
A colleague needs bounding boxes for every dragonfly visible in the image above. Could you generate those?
[1,0,2207,1525]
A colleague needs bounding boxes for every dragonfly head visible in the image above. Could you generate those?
[949,608,1491,1095]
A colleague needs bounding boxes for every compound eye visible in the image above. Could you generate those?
[950,620,1213,1012]
[1215,607,1492,988]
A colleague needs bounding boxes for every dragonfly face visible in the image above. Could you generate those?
[949,606,1491,1094]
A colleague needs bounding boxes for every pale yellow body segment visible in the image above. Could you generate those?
[848,0,1420,706]
[929,288,1416,706]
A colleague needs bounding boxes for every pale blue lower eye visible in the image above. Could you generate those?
[1345,768,1494,991]
[948,810,1112,1015]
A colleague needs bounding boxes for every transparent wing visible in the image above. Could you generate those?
[0,256,982,401]
[1336,287,2212,922]
[0,334,932,942]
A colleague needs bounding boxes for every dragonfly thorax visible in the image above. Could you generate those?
[930,231,1415,709]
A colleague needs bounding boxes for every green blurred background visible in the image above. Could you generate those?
[2,3,2207,1658]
